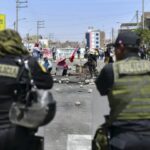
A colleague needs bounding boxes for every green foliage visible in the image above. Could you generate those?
[134,28,150,45]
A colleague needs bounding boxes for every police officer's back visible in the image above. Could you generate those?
[95,31,150,150]
[0,29,54,150]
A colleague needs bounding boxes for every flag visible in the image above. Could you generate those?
[69,47,79,63]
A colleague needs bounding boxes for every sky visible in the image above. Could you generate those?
[1,0,150,42]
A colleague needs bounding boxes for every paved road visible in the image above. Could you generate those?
[51,58,105,76]
[51,58,106,84]
[37,82,110,150]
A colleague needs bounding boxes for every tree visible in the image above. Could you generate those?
[134,28,150,47]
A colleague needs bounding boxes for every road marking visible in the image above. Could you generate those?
[67,134,92,150]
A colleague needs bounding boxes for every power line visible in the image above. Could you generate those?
[129,13,136,23]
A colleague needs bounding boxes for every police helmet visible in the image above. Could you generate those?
[113,31,141,49]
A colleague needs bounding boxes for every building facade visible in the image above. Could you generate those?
[100,31,105,49]
[85,28,105,49]
[143,12,150,29]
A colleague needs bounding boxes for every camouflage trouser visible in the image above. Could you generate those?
[88,61,97,77]
[83,60,97,78]
[92,126,109,150]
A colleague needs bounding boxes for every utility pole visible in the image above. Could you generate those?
[136,10,139,25]
[49,33,54,48]
[142,0,145,29]
[37,20,45,43]
[112,28,114,43]
[49,33,54,41]
[14,21,16,30]
[26,33,30,50]
[16,0,28,32]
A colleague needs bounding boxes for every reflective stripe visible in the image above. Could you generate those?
[124,108,150,113]
[112,89,129,95]
[116,77,142,82]
[132,98,150,101]
[110,58,150,122]
[141,86,150,94]
[126,105,150,109]
[130,98,150,105]
[117,112,150,120]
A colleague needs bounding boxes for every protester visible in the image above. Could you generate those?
[62,64,68,76]
[99,48,104,60]
[94,48,100,60]
[0,29,54,150]
[84,47,89,58]
[32,43,41,60]
[56,57,69,76]
[84,50,97,78]
[51,47,56,60]
[93,31,150,150]
[104,45,114,63]
[43,57,53,74]
[139,46,146,59]
[77,48,81,59]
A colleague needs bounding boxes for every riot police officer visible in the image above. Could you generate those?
[95,31,150,150]
[0,29,54,150]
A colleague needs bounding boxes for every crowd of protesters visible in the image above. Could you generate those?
[29,42,150,79]
[31,43,68,76]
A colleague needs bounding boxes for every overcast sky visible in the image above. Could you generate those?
[1,0,150,42]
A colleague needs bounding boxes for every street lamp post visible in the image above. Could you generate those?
[142,0,145,29]
[112,28,115,43]
[16,0,19,31]
[116,22,121,33]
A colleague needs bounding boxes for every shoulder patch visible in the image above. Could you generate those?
[118,61,150,75]
[0,64,19,78]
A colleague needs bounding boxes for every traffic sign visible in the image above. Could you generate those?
[0,14,6,30]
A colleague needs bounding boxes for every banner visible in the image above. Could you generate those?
[0,14,6,30]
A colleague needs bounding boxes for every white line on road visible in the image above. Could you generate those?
[67,134,92,150]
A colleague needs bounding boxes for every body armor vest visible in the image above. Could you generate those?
[0,56,29,128]
[0,56,20,128]
[108,57,150,123]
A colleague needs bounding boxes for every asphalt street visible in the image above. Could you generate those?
[37,81,110,150]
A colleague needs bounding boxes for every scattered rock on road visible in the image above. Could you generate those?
[75,101,81,106]
[88,89,93,93]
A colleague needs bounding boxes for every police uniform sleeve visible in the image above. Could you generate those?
[28,57,53,89]
[95,64,114,95]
